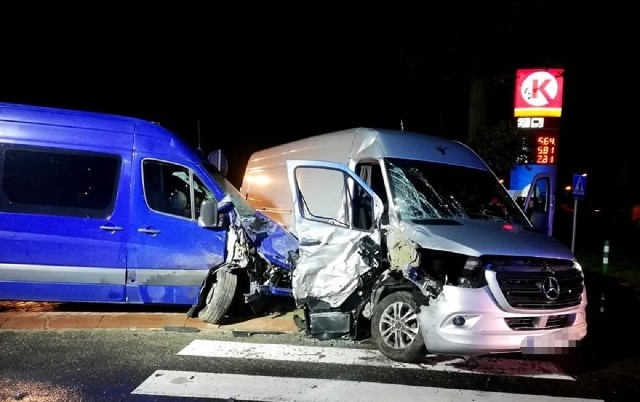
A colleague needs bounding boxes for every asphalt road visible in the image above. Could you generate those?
[0,272,638,401]
[0,329,621,402]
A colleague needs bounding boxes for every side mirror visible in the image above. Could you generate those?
[208,150,228,177]
[198,199,219,228]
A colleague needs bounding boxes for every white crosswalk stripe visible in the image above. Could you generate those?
[179,339,575,381]
[132,371,600,402]
[132,339,603,401]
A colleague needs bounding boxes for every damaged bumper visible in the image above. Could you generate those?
[418,285,588,356]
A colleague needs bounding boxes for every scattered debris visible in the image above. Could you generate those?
[293,314,306,331]
[231,330,285,337]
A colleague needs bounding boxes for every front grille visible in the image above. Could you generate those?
[546,314,569,329]
[505,314,569,331]
[505,317,537,330]
[490,258,584,310]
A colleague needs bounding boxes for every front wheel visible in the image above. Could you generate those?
[198,269,238,324]
[371,291,425,363]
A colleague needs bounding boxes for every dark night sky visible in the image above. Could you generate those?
[1,3,637,213]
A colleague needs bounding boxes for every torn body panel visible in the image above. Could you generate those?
[385,225,444,299]
[231,203,297,299]
[286,159,384,338]
[291,217,380,307]
[240,211,297,271]
[240,210,298,299]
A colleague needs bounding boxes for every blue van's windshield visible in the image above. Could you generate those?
[203,163,256,217]
[385,158,529,226]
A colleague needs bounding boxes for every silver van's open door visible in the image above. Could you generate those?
[285,159,384,308]
[520,172,555,236]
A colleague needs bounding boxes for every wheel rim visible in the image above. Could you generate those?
[378,301,419,350]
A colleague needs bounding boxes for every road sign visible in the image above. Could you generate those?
[572,174,586,199]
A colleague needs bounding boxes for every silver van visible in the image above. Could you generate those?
[240,127,587,362]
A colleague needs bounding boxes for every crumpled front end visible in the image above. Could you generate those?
[381,221,588,356]
[190,195,298,321]
[226,198,298,301]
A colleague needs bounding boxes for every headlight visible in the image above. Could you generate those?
[413,250,486,288]
[573,260,583,272]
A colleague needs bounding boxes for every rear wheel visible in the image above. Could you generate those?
[198,269,238,324]
[371,291,425,363]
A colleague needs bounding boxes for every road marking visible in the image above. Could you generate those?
[178,340,575,381]
[132,370,601,401]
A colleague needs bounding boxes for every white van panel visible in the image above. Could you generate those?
[241,129,363,229]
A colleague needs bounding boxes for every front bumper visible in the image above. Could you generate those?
[418,285,588,356]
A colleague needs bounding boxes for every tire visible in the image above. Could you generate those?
[198,269,238,324]
[371,291,425,363]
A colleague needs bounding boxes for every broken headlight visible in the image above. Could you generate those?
[415,249,486,288]
[457,256,486,288]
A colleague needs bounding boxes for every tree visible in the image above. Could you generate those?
[466,120,527,180]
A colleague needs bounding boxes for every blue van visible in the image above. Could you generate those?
[0,102,297,323]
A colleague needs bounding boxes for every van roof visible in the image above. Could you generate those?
[0,101,201,159]
[249,127,489,170]
[0,101,148,134]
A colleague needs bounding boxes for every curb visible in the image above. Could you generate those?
[0,310,302,333]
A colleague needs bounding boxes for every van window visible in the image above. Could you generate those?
[143,160,193,219]
[143,160,216,220]
[529,178,549,213]
[294,165,373,231]
[0,146,120,218]
[295,166,347,225]
[356,162,388,224]
[193,174,214,218]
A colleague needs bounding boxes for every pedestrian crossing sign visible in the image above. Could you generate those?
[572,174,586,199]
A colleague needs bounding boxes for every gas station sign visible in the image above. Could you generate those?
[534,132,558,164]
[514,69,564,117]
[510,68,565,237]
[517,117,545,128]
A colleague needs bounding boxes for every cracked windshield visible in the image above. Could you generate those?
[386,158,529,226]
